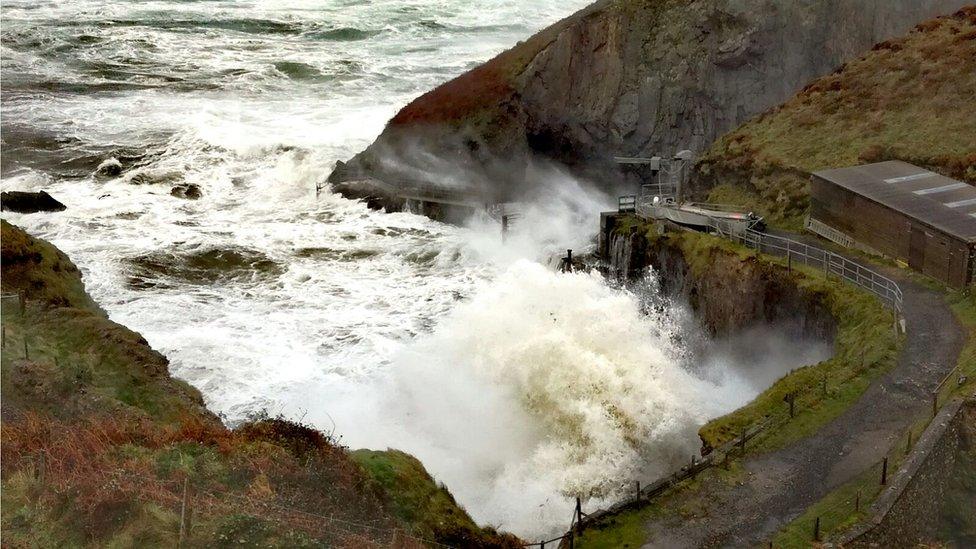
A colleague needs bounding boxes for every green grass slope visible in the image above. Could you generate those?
[697,7,976,229]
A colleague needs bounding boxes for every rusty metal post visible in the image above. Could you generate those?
[881,457,888,485]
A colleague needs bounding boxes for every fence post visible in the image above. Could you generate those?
[881,457,888,486]
[575,497,583,536]
[787,251,792,273]
[855,489,861,512]
[502,215,509,243]
[178,478,189,547]
[813,516,821,542]
[24,339,29,361]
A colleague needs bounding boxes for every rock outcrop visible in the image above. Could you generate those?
[1,190,66,213]
[331,0,969,200]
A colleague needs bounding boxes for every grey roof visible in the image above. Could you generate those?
[813,161,976,242]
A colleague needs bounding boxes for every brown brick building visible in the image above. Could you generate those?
[808,161,976,288]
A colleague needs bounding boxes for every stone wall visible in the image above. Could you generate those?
[842,399,975,546]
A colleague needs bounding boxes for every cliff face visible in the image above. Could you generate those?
[331,0,969,199]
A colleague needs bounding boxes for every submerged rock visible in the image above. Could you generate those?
[94,157,123,178]
[170,183,202,200]
[127,246,283,287]
[1,190,67,213]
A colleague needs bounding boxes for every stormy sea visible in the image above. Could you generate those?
[1,0,828,536]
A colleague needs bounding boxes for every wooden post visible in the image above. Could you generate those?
[881,457,888,486]
[575,497,583,536]
[178,478,189,547]
[787,251,792,273]
[566,249,573,272]
[813,516,821,541]
[855,489,861,512]
[540,540,545,549]
[568,532,574,549]
[501,215,509,243]
[24,339,29,361]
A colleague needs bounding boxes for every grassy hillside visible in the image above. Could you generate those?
[697,7,976,229]
[0,220,519,548]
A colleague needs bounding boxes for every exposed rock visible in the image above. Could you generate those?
[94,157,123,178]
[0,190,66,213]
[331,0,969,200]
[170,183,202,200]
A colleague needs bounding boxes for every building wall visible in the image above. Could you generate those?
[810,177,974,288]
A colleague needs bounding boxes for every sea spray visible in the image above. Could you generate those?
[333,261,741,535]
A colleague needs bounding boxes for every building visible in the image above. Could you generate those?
[808,161,976,288]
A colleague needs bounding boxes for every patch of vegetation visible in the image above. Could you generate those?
[697,7,976,228]
[946,290,976,398]
[0,219,98,311]
[352,449,521,548]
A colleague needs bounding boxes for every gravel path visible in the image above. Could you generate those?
[641,245,967,548]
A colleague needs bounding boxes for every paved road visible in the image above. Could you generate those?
[641,242,966,548]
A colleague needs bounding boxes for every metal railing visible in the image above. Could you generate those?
[706,218,904,314]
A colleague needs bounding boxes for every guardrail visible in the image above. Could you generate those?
[626,199,903,315]
[710,221,904,315]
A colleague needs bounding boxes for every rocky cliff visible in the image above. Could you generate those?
[330,0,969,200]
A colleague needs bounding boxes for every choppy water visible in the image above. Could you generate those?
[1,0,830,537]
